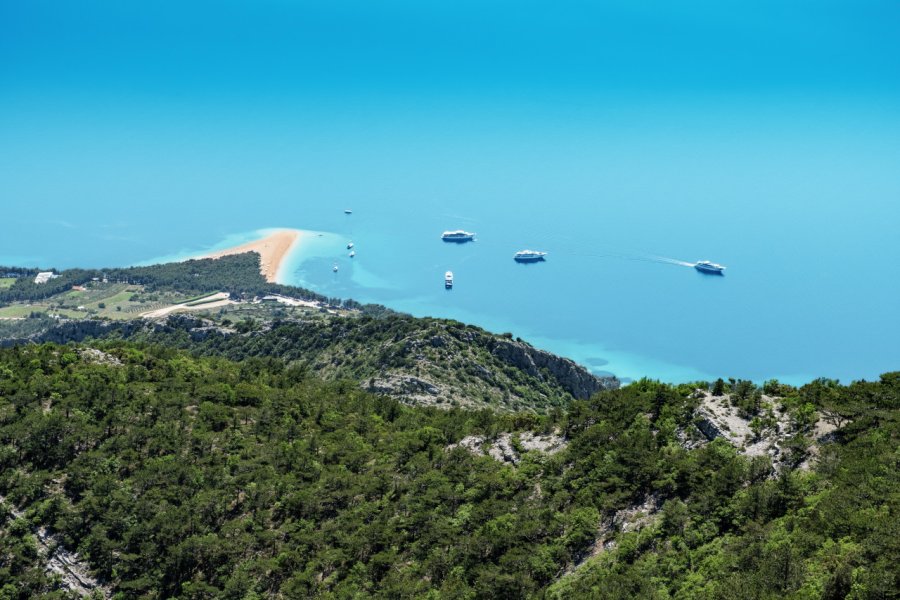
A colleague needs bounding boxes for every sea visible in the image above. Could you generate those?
[3,100,899,385]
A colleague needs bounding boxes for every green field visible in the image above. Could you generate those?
[0,282,198,321]
[0,304,37,318]
[0,278,16,289]
[0,305,86,319]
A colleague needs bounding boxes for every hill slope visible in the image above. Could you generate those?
[20,313,616,412]
[0,344,897,598]
[0,254,614,412]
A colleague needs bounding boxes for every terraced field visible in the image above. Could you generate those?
[0,282,195,322]
[0,304,35,318]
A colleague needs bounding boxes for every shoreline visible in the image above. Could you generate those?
[143,230,812,385]
[194,229,302,284]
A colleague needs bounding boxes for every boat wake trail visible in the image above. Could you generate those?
[647,255,696,267]
[556,246,696,268]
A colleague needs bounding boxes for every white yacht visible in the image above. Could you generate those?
[347,242,354,249]
[694,260,726,274]
[441,230,476,243]
[445,271,454,288]
[514,250,548,263]
[349,250,356,258]
[344,209,352,214]
[332,263,339,272]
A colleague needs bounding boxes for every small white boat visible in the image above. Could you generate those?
[349,250,356,258]
[344,209,352,214]
[347,242,354,249]
[694,260,726,274]
[332,264,339,272]
[445,271,454,289]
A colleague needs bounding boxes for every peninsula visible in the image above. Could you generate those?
[196,228,300,283]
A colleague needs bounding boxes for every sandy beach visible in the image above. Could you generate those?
[196,229,301,283]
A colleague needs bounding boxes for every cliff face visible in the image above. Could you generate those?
[489,338,615,400]
[10,313,618,412]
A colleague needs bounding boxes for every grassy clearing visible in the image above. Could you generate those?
[59,283,131,305]
[0,281,196,322]
[0,278,16,289]
[0,305,37,318]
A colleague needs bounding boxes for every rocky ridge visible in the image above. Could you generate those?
[3,313,618,412]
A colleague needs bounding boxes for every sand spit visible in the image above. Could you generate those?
[196,229,301,283]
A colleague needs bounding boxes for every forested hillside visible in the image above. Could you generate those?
[27,314,616,412]
[0,344,896,598]
[0,255,349,307]
[0,252,616,411]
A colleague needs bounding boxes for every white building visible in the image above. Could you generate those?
[34,272,57,284]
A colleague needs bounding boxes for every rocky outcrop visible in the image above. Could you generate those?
[563,494,662,578]
[368,374,441,397]
[448,431,568,465]
[20,315,233,347]
[78,347,122,366]
[489,339,617,399]
[688,391,842,472]
[695,407,725,441]
[0,495,110,598]
[1,318,135,346]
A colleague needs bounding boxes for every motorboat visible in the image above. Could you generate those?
[694,260,726,274]
[441,230,476,243]
[514,250,548,263]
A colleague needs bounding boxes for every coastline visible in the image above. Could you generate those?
[194,229,302,284]
[133,228,816,386]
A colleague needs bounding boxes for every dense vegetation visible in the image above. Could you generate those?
[27,313,614,412]
[0,253,611,411]
[0,255,351,308]
[0,344,896,598]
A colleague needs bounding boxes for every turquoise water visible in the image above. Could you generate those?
[3,2,900,384]
[3,102,899,384]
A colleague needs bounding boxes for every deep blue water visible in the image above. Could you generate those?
[3,1,899,384]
